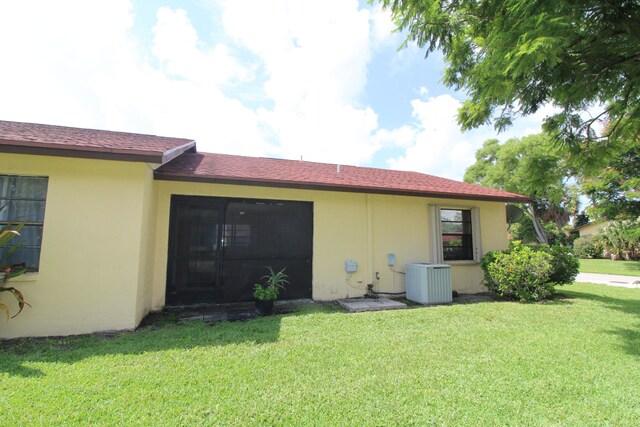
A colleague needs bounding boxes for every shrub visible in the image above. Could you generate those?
[482,242,579,302]
[573,235,601,259]
[485,246,553,301]
[482,243,555,302]
[528,244,579,285]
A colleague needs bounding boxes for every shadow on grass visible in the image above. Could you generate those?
[561,288,640,358]
[612,259,640,273]
[0,305,330,378]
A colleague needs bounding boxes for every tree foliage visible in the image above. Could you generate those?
[380,0,640,151]
[464,134,577,243]
[580,140,640,220]
[573,235,603,259]
[597,219,640,260]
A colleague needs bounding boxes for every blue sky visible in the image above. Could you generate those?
[0,0,551,181]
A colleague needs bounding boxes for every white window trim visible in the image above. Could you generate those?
[429,204,482,264]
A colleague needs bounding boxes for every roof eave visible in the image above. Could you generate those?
[0,138,196,164]
[153,172,531,203]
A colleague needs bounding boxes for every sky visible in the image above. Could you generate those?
[0,0,554,181]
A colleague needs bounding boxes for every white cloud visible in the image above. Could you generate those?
[388,94,469,179]
[369,3,398,47]
[0,1,273,156]
[387,93,553,181]
[375,126,417,149]
[220,0,383,165]
[152,7,252,85]
[0,0,396,166]
[0,1,552,178]
[0,0,136,128]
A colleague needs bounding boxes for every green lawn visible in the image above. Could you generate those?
[579,258,640,276]
[2,283,640,426]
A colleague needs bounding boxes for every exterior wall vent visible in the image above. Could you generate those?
[405,263,452,305]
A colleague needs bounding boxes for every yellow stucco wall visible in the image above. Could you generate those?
[150,182,510,307]
[369,196,508,295]
[447,200,511,293]
[1,155,510,338]
[134,165,158,325]
[1,153,153,339]
[150,182,373,305]
[577,222,606,237]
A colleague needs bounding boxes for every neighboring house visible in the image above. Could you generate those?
[574,221,608,238]
[0,120,528,338]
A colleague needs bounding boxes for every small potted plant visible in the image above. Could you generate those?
[253,266,289,316]
[1,225,31,319]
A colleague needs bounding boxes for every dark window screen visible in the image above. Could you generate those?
[221,200,312,302]
[167,196,312,304]
[166,199,224,305]
[173,204,220,289]
[0,175,48,270]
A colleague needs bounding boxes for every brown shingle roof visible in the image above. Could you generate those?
[155,152,530,202]
[0,120,195,164]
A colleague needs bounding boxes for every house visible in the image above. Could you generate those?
[574,221,608,238]
[0,120,528,338]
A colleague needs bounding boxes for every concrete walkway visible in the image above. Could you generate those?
[576,272,640,288]
[337,297,407,313]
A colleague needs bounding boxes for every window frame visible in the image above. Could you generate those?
[429,204,482,264]
[0,174,49,272]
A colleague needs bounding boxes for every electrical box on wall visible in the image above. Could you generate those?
[345,259,358,273]
[387,253,396,267]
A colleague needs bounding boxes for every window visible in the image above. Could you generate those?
[429,205,482,263]
[441,209,473,261]
[0,175,48,271]
[223,224,251,248]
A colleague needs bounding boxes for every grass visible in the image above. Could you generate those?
[579,258,640,276]
[2,283,640,426]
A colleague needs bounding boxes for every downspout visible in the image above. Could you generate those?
[366,194,374,295]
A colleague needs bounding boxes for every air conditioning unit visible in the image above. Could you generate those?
[405,263,452,305]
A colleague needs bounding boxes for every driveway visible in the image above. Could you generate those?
[576,272,640,288]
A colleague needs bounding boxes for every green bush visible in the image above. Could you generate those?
[482,244,555,302]
[527,244,579,285]
[573,235,601,259]
[482,242,579,301]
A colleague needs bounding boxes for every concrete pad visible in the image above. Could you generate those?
[337,297,407,313]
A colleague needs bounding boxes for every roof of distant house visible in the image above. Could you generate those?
[0,120,195,164]
[155,152,530,202]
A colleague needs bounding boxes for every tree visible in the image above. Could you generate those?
[464,134,577,243]
[580,140,640,220]
[574,212,590,228]
[380,0,640,152]
[598,219,640,260]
